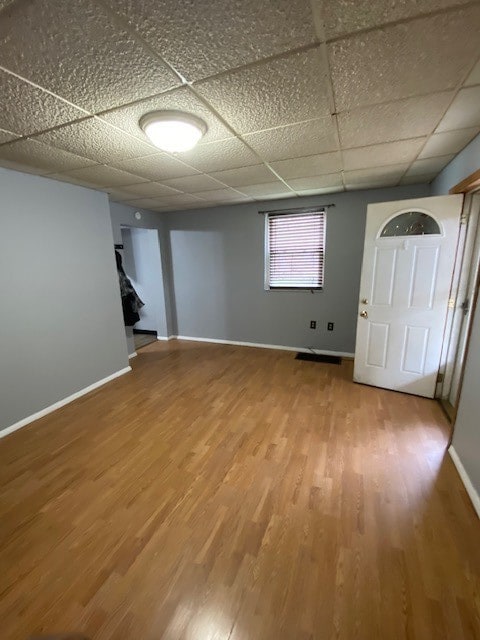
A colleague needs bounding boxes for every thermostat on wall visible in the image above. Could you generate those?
[134,211,142,220]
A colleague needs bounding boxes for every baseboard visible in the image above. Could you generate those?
[157,336,175,341]
[449,446,480,518]
[174,335,354,358]
[128,352,137,359]
[133,329,157,335]
[0,366,132,440]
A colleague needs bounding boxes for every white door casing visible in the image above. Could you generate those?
[354,195,463,398]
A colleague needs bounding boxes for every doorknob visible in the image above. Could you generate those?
[360,310,368,318]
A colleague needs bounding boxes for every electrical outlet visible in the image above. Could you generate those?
[327,322,334,331]
[310,320,316,329]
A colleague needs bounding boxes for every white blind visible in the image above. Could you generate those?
[266,210,325,289]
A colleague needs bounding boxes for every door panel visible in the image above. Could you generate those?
[354,195,463,398]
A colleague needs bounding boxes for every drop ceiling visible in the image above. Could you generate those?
[0,0,479,212]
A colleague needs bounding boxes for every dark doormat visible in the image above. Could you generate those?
[295,352,342,365]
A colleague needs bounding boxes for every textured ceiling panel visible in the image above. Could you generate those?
[435,86,480,132]
[0,0,180,113]
[160,174,227,193]
[465,58,480,86]
[35,118,156,164]
[103,0,318,81]
[0,128,19,144]
[115,182,181,197]
[0,139,96,175]
[337,92,454,148]
[405,155,456,177]
[54,165,149,188]
[329,6,480,111]
[195,49,330,134]
[344,164,410,187]
[191,188,251,203]
[321,0,474,38]
[111,154,199,181]
[125,193,205,208]
[209,164,277,187]
[0,70,85,137]
[176,138,259,172]
[286,173,344,192]
[270,152,342,179]
[243,118,338,162]
[342,138,426,171]
[99,86,234,145]
[399,173,437,185]
[418,127,479,159]
[237,182,294,198]
[103,187,146,202]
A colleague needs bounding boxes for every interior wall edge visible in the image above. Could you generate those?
[448,445,480,519]
[0,366,132,440]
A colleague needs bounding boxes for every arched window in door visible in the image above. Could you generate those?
[380,211,441,237]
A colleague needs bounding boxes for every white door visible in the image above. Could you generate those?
[354,195,463,398]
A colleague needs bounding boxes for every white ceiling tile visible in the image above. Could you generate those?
[195,49,331,134]
[398,173,437,185]
[0,0,180,112]
[126,194,206,208]
[105,187,146,201]
[270,152,343,179]
[161,174,227,193]
[322,0,474,38]
[176,138,259,172]
[286,173,344,191]
[0,69,85,137]
[99,86,233,145]
[237,182,294,198]
[344,164,410,187]
[208,164,277,187]
[190,188,251,203]
[295,186,344,196]
[465,58,480,86]
[0,139,96,175]
[418,127,479,159]
[435,86,480,132]
[112,154,199,181]
[0,128,19,144]
[405,155,455,177]
[337,92,455,148]
[343,138,426,171]
[243,118,338,162]
[104,0,317,81]
[116,182,181,197]
[56,165,149,188]
[35,118,157,164]
[329,6,480,111]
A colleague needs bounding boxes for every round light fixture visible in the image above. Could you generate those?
[139,110,207,153]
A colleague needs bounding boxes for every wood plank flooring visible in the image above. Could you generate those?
[0,339,479,640]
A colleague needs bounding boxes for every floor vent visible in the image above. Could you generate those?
[295,352,342,365]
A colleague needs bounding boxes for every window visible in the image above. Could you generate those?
[380,211,441,237]
[265,209,326,289]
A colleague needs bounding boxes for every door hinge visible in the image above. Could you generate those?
[437,372,444,384]
[460,212,469,225]
[448,297,455,309]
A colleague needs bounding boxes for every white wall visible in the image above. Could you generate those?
[121,227,168,336]
[0,168,128,433]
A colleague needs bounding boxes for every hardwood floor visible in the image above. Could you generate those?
[1,339,479,640]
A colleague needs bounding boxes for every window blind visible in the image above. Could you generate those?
[266,210,325,289]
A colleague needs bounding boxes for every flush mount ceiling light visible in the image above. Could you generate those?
[139,110,207,153]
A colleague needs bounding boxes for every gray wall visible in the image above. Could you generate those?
[164,184,429,353]
[452,286,480,501]
[432,133,480,505]
[431,132,480,195]
[0,168,128,432]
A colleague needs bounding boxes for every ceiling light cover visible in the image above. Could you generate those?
[139,110,208,153]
